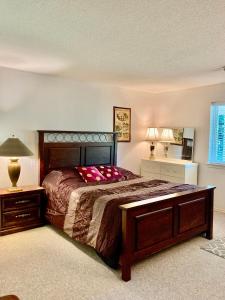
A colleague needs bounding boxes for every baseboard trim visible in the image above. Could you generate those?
[214,208,225,214]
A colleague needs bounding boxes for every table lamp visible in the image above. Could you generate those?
[0,136,33,191]
[145,128,159,158]
[160,128,175,157]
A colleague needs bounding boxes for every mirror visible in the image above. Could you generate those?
[155,128,195,161]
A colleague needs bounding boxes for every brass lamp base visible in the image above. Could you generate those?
[150,143,155,158]
[164,144,169,158]
[8,158,22,192]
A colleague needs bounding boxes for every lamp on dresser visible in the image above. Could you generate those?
[145,127,159,158]
[160,128,175,158]
[0,135,33,191]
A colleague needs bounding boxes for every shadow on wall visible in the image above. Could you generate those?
[0,67,40,112]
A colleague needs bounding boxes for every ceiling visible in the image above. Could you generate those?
[0,0,225,93]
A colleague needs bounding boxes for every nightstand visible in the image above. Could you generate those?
[0,186,45,236]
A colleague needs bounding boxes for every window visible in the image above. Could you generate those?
[209,103,225,164]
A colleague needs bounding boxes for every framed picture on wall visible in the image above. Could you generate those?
[171,128,184,145]
[113,106,131,142]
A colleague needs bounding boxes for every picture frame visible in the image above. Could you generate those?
[171,128,184,145]
[113,106,131,142]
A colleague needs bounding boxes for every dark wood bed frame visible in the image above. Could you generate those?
[38,130,215,282]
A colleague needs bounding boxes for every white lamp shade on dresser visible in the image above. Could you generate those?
[145,128,159,141]
[160,128,175,143]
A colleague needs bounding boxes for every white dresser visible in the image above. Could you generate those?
[141,158,198,184]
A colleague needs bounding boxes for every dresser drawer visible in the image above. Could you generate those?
[2,207,41,228]
[2,194,40,212]
[160,174,184,183]
[141,160,160,173]
[160,163,184,178]
[141,170,161,180]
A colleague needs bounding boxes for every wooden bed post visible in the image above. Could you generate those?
[120,209,133,281]
[205,188,214,240]
[38,131,45,184]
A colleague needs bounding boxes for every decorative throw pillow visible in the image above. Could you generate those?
[75,166,106,183]
[96,165,123,180]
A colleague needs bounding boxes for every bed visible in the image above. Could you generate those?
[38,130,215,281]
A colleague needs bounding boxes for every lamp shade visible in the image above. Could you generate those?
[0,137,33,157]
[145,128,159,141]
[161,128,175,143]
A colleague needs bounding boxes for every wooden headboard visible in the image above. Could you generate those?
[38,130,117,183]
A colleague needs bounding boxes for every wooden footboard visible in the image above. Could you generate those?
[119,186,215,281]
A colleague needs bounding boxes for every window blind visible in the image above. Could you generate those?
[209,102,225,164]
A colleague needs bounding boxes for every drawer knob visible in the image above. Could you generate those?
[15,213,31,219]
[15,200,30,205]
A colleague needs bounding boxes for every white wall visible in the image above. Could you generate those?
[150,83,225,212]
[0,67,152,188]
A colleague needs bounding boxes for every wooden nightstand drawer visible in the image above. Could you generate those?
[2,207,41,228]
[0,185,45,236]
[2,194,40,212]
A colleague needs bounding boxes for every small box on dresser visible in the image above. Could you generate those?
[141,158,198,184]
[0,186,45,236]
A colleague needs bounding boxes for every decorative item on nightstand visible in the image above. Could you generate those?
[145,128,159,158]
[160,128,175,158]
[0,135,33,192]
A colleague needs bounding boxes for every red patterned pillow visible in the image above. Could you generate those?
[96,165,123,180]
[75,166,106,183]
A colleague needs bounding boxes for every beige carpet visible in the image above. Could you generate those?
[0,212,225,300]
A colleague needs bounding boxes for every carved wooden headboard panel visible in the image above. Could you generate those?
[38,130,117,183]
